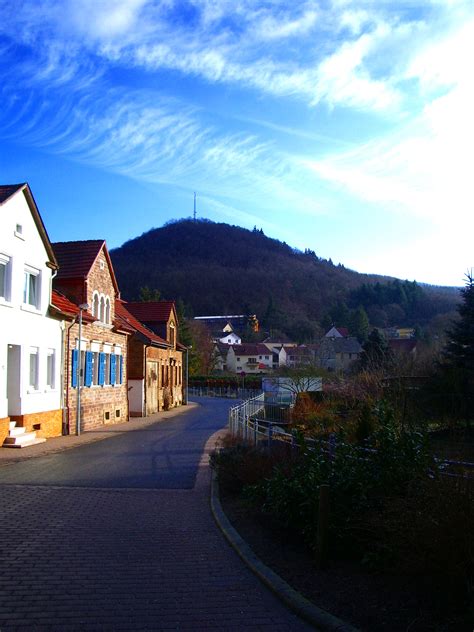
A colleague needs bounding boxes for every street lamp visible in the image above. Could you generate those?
[76,303,89,436]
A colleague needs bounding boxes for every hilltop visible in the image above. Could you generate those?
[110,218,459,341]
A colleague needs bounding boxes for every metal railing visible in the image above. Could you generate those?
[189,386,261,400]
[228,395,474,485]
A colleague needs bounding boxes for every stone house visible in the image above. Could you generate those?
[115,300,184,415]
[0,183,63,446]
[123,301,184,410]
[51,240,130,433]
[313,336,362,372]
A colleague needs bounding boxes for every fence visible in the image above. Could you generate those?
[228,393,474,490]
[188,386,262,400]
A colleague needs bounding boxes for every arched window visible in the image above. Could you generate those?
[169,322,175,347]
[105,297,111,324]
[92,292,100,319]
[100,295,106,323]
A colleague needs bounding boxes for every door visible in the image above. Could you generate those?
[146,360,158,415]
[7,344,21,416]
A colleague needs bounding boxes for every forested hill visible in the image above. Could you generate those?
[110,218,459,341]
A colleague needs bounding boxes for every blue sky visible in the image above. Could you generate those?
[0,0,472,287]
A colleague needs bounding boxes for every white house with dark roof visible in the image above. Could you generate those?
[226,343,272,374]
[0,183,63,447]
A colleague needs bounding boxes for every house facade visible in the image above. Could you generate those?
[124,301,184,409]
[0,184,63,444]
[51,240,129,433]
[226,343,272,374]
[314,337,362,372]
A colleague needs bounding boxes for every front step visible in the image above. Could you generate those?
[2,422,46,449]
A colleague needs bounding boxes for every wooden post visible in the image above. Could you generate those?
[315,484,330,569]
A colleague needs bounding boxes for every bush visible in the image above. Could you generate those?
[249,404,435,552]
[209,434,296,494]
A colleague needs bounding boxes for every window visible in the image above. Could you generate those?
[104,353,111,385]
[0,255,10,301]
[23,268,40,308]
[114,354,122,385]
[105,298,111,324]
[46,349,55,389]
[92,293,100,319]
[92,352,100,385]
[100,296,106,323]
[170,323,175,347]
[29,347,39,390]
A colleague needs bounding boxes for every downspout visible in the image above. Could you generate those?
[185,346,189,405]
[143,344,148,417]
[64,316,78,435]
[49,269,67,435]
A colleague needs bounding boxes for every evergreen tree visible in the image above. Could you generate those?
[359,328,394,372]
[443,272,474,372]
[438,273,474,422]
[139,286,161,302]
[349,305,370,342]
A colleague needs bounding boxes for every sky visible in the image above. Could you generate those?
[0,0,473,287]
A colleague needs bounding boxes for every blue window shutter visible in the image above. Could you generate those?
[98,353,105,386]
[71,349,78,388]
[84,351,93,387]
[119,355,124,384]
[110,354,116,386]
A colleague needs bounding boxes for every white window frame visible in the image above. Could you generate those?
[46,349,56,390]
[103,345,112,386]
[105,297,111,324]
[92,291,100,319]
[28,347,39,392]
[0,254,11,303]
[23,266,40,309]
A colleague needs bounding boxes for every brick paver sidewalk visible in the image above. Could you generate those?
[0,402,313,631]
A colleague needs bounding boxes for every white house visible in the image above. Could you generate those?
[218,332,242,345]
[226,344,273,374]
[0,184,63,446]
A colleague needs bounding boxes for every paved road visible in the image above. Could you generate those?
[0,398,312,631]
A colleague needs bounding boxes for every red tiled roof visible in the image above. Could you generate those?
[52,240,105,280]
[115,300,169,347]
[125,301,175,323]
[50,290,95,322]
[231,343,262,356]
[0,183,25,204]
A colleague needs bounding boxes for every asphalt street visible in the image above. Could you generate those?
[0,397,313,631]
[0,398,231,489]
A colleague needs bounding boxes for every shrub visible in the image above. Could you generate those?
[209,433,296,494]
[249,404,436,552]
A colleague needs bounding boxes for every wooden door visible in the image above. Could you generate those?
[146,360,158,415]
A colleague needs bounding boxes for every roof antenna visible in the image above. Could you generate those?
[193,192,197,222]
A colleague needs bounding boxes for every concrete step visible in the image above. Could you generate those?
[2,437,47,449]
[9,426,27,437]
[3,431,44,447]
[9,421,16,431]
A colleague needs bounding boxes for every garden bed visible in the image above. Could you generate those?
[220,490,472,632]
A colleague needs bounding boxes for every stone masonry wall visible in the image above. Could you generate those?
[11,409,62,438]
[146,346,183,410]
[65,320,129,434]
[0,418,9,444]
[86,249,116,322]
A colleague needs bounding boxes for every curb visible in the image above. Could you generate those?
[210,471,360,632]
[0,402,200,467]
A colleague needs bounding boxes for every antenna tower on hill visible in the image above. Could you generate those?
[193,192,197,222]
